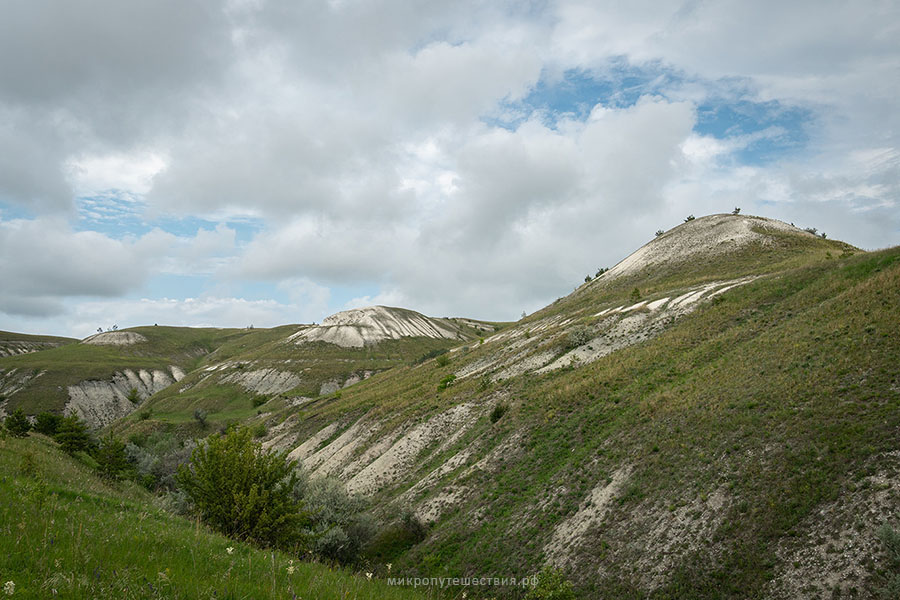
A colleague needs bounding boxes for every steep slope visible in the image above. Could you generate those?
[241,215,899,598]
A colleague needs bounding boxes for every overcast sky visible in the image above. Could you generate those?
[1,0,898,338]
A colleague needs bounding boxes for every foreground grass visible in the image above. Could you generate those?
[0,435,431,600]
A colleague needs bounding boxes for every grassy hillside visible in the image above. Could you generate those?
[0,330,77,358]
[0,326,254,415]
[0,433,433,599]
[231,221,898,598]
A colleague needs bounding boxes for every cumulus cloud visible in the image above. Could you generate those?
[0,1,897,334]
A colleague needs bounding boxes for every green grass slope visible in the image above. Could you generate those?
[0,326,256,415]
[0,330,77,358]
[0,434,432,600]
[239,222,898,598]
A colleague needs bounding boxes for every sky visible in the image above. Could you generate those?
[1,0,898,338]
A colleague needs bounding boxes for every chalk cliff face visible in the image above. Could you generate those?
[65,366,186,428]
[288,306,464,348]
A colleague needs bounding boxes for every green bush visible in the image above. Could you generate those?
[251,395,268,408]
[295,474,377,565]
[126,387,141,404]
[54,416,92,455]
[490,402,509,424]
[193,408,208,427]
[526,566,576,600]
[434,353,450,367]
[4,408,32,438]
[365,510,427,562]
[437,374,456,390]
[564,326,592,350]
[176,426,312,549]
[95,433,132,481]
[34,412,62,436]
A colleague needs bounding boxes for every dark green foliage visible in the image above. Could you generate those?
[365,510,428,563]
[252,423,267,438]
[412,347,449,365]
[630,287,642,302]
[525,566,576,600]
[176,426,312,549]
[251,395,268,408]
[434,353,450,367]
[732,207,741,215]
[4,408,32,437]
[33,411,62,436]
[490,402,509,424]
[655,229,665,236]
[139,408,152,420]
[595,267,609,277]
[54,416,92,455]
[684,214,695,222]
[193,408,208,426]
[584,274,592,283]
[126,387,141,404]
[95,433,132,481]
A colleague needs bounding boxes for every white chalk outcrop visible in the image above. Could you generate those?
[599,214,804,283]
[65,366,185,428]
[82,331,149,346]
[220,368,303,396]
[289,306,462,348]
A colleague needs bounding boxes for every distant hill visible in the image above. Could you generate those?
[0,329,77,357]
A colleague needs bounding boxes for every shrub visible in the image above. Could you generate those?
[54,416,92,455]
[296,474,377,565]
[526,566,576,600]
[490,402,509,424]
[584,274,592,283]
[253,423,268,438]
[193,408,208,427]
[126,388,141,404]
[96,433,132,481]
[251,395,268,408]
[630,287,642,302]
[564,326,592,350]
[34,412,62,436]
[437,374,456,390]
[655,229,664,237]
[176,427,312,549]
[365,509,428,562]
[139,408,152,420]
[412,348,448,366]
[684,214,695,222]
[732,207,741,215]
[4,408,32,437]
[595,267,608,278]
[434,353,450,367]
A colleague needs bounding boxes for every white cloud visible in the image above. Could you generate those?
[0,1,898,333]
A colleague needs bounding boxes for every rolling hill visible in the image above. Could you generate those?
[3,213,899,598]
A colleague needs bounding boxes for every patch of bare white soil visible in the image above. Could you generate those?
[81,331,149,346]
[765,452,900,599]
[220,368,302,395]
[289,306,462,348]
[545,466,633,567]
[65,366,185,428]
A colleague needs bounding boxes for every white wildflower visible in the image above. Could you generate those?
[386,563,392,572]
[3,581,14,596]
[226,547,234,555]
[365,572,373,580]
